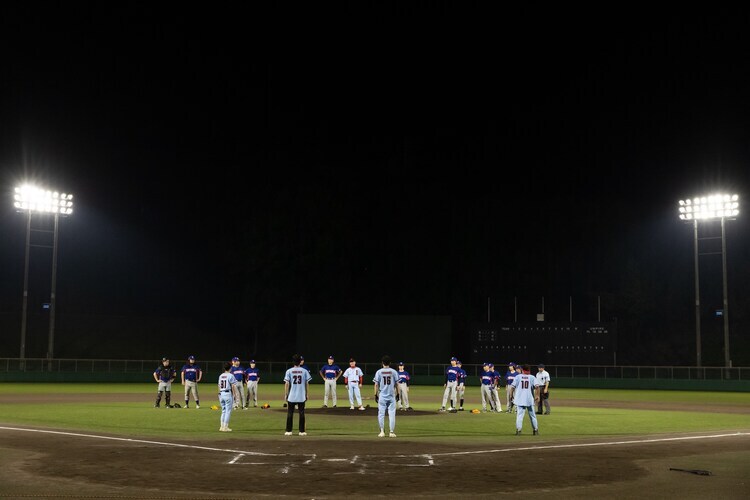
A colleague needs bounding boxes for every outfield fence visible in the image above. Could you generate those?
[0,358,747,384]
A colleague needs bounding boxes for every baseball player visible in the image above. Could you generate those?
[479,363,495,412]
[284,353,312,436]
[505,362,519,413]
[244,360,260,408]
[456,360,467,411]
[440,357,460,411]
[343,358,366,410]
[373,355,399,437]
[180,355,202,409]
[230,357,247,410]
[396,361,411,410]
[319,355,342,408]
[509,364,539,435]
[218,361,241,432]
[489,363,504,413]
[153,357,176,408]
[536,363,551,415]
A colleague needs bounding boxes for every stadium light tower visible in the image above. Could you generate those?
[678,193,739,368]
[13,184,74,370]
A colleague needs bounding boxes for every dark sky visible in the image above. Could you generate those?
[1,4,750,363]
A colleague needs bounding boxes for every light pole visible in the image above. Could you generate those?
[14,185,74,370]
[678,194,738,368]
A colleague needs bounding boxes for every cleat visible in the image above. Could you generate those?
[439,407,446,412]
[219,426,224,432]
[350,405,355,410]
[533,429,539,435]
[515,430,521,435]
[284,431,293,436]
[378,431,385,437]
[154,405,160,408]
[389,432,397,438]
[224,428,232,432]
[298,432,307,436]
[196,405,200,409]
[459,408,464,411]
[333,405,337,408]
[322,405,328,408]
[184,405,189,409]
[358,406,365,411]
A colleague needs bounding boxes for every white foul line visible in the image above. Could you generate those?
[0,426,307,458]
[428,431,750,457]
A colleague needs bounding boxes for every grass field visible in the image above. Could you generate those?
[1,383,749,498]
[1,383,748,441]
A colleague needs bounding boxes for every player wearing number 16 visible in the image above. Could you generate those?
[284,353,312,436]
[373,355,399,437]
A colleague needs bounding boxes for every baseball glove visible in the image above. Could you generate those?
[173,403,181,408]
[261,403,270,409]
[210,404,220,410]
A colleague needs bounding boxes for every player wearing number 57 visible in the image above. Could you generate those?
[284,353,312,436]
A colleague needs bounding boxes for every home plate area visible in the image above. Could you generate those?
[227,451,435,474]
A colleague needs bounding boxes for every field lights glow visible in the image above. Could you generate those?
[13,185,74,215]
[678,193,739,220]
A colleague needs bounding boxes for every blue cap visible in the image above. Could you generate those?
[328,355,334,360]
[231,357,239,362]
[398,361,404,365]
[488,363,494,367]
[450,356,457,361]
[188,355,195,360]
[457,360,462,365]
[250,359,256,364]
[509,362,516,366]
[483,362,489,367]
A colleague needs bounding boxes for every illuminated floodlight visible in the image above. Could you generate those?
[13,185,74,215]
[678,193,739,221]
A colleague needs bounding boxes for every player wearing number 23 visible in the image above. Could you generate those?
[373,355,399,438]
[284,353,312,436]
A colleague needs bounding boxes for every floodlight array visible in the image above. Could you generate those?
[678,194,739,220]
[13,185,74,215]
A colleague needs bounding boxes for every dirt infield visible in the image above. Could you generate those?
[1,394,749,499]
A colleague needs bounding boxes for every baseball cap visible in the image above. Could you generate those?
[328,355,334,360]
[187,355,195,360]
[538,363,545,368]
[250,359,256,364]
[457,360,462,365]
[488,363,494,367]
[231,357,239,362]
[398,361,404,366]
[483,362,489,367]
[349,358,355,362]
[450,356,457,361]
[508,362,516,366]
[162,357,168,361]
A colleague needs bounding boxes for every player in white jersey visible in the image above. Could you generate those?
[217,361,241,432]
[284,353,313,435]
[343,358,366,410]
[509,364,539,435]
[373,355,399,437]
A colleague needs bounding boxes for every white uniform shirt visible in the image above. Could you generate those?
[511,373,538,407]
[536,370,550,390]
[343,367,363,386]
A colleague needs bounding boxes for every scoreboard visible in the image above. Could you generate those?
[470,321,617,365]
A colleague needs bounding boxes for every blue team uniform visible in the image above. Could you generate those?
[244,367,260,382]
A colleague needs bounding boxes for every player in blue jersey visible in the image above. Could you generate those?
[509,364,539,435]
[505,362,519,413]
[396,362,411,410]
[456,360,467,411]
[230,357,247,410]
[373,355,399,437]
[479,363,495,412]
[153,357,176,408]
[489,363,503,413]
[319,355,342,408]
[441,357,460,411]
[244,360,260,408]
[284,353,313,436]
[217,361,241,432]
[180,355,202,409]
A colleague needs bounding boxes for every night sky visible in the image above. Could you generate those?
[1,4,749,364]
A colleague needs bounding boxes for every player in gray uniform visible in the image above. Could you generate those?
[373,355,399,437]
[536,363,551,415]
[440,357,460,411]
[153,357,176,408]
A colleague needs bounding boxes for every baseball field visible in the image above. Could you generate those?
[1,383,749,499]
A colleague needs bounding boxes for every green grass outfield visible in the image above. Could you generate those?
[1,383,748,444]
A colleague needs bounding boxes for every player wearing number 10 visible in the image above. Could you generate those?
[373,355,399,438]
[509,364,539,436]
[284,354,312,436]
